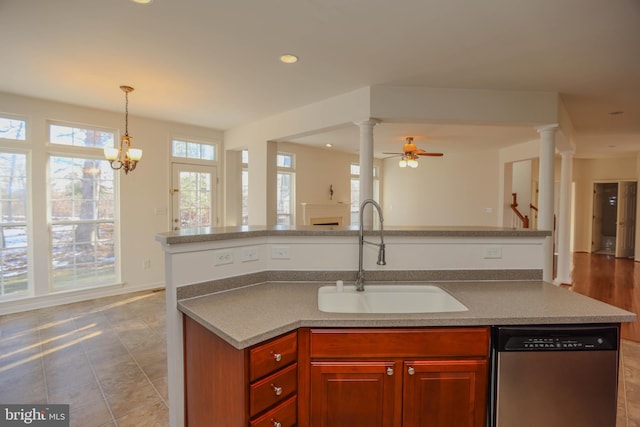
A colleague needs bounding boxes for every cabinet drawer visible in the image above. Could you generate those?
[250,395,297,427]
[250,331,297,381]
[310,327,489,358]
[250,363,297,417]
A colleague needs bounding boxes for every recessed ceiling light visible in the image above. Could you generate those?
[280,54,299,64]
[608,111,624,115]
[132,0,153,4]
[325,143,332,148]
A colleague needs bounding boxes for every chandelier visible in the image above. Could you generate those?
[104,85,142,174]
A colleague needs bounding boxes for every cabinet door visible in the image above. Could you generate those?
[310,361,398,427]
[402,359,488,427]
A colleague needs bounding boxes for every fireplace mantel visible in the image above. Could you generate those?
[300,202,350,226]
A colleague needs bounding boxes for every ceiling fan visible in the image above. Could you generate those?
[383,137,444,168]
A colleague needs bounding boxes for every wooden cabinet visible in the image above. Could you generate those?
[302,327,489,427]
[184,317,489,427]
[184,315,297,427]
[402,359,487,427]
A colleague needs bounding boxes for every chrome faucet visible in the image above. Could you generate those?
[355,199,386,292]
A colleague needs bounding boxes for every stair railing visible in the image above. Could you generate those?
[510,193,529,228]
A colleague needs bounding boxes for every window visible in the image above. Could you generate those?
[241,149,249,225]
[49,123,117,292]
[0,151,28,297]
[0,116,26,141]
[172,139,216,161]
[49,123,114,148]
[276,153,295,226]
[350,163,380,225]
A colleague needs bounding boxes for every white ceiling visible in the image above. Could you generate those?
[1,0,639,158]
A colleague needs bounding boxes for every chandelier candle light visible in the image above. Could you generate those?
[104,85,142,174]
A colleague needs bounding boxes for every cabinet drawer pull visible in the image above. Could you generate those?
[407,366,415,375]
[386,367,394,376]
[271,421,282,427]
[272,352,282,362]
[271,384,283,396]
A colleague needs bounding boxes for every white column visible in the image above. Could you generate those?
[355,119,380,227]
[537,124,558,282]
[555,150,573,285]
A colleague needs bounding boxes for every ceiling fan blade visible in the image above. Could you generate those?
[382,152,404,155]
[417,152,444,157]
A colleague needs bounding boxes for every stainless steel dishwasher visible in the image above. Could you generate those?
[490,324,619,427]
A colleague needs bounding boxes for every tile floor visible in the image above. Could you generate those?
[0,289,638,426]
[0,290,168,426]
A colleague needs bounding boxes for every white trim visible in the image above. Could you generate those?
[0,281,165,315]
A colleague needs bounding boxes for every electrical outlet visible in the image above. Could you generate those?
[271,246,290,260]
[143,259,151,269]
[242,247,259,262]
[484,246,503,259]
[213,249,234,266]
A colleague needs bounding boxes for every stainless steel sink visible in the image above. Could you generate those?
[317,284,468,314]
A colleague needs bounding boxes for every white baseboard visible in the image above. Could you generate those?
[0,282,166,316]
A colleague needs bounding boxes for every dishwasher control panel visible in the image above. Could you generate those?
[494,324,619,352]
[505,335,613,351]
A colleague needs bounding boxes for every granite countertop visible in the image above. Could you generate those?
[156,225,551,245]
[177,281,636,349]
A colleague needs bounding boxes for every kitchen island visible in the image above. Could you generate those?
[156,226,635,427]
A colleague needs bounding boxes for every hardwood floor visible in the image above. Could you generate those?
[570,252,640,342]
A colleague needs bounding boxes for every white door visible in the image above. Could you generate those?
[171,163,217,231]
[616,181,637,258]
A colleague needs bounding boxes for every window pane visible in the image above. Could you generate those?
[0,117,27,141]
[172,140,187,157]
[172,139,216,161]
[200,144,215,161]
[50,157,115,221]
[277,172,293,226]
[0,152,28,297]
[178,171,212,228]
[242,169,249,225]
[351,178,360,225]
[49,155,116,291]
[1,246,28,295]
[350,164,360,175]
[277,154,292,168]
[242,149,249,164]
[50,124,114,148]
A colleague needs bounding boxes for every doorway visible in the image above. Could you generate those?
[592,181,637,258]
[171,163,218,231]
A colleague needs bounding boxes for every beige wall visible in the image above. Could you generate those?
[382,150,500,226]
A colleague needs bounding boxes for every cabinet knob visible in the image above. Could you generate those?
[272,351,282,362]
[407,366,415,375]
[271,421,282,427]
[271,384,283,396]
[386,367,394,376]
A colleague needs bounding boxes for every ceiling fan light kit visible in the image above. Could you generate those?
[384,136,443,168]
